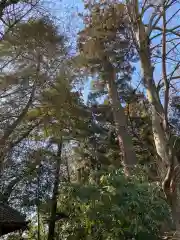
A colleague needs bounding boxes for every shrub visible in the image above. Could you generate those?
[57,169,171,240]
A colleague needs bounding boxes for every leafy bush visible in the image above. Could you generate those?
[57,169,171,240]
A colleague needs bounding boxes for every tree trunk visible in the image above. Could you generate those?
[126,0,170,172]
[126,0,180,229]
[142,61,169,178]
[47,141,62,240]
[37,165,41,240]
[171,203,180,236]
[104,61,137,173]
[172,212,180,238]
[162,163,180,234]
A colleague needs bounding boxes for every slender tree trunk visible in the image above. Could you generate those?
[47,141,62,240]
[104,61,137,173]
[37,165,41,240]
[37,207,41,240]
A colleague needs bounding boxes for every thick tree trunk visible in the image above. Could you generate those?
[47,141,62,240]
[162,163,180,234]
[172,207,180,238]
[172,203,180,235]
[104,61,137,173]
[142,44,180,237]
[142,60,169,178]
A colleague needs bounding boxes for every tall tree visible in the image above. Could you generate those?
[78,0,180,231]
[76,2,137,173]
[0,17,66,170]
[124,0,180,231]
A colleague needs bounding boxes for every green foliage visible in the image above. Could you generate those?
[56,169,171,240]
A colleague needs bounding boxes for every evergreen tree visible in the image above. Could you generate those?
[76,2,138,173]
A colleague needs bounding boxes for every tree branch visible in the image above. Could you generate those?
[162,4,169,129]
[0,53,42,147]
[8,120,42,150]
[168,62,180,81]
[154,25,180,37]
[0,0,20,19]
[0,85,36,146]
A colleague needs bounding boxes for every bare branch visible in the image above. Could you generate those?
[0,0,19,19]
[147,3,163,36]
[162,4,169,126]
[154,25,180,37]
[170,76,180,80]
[140,0,153,16]
[166,8,180,25]
[168,62,180,81]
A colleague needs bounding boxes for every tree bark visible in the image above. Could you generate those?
[104,61,137,173]
[141,60,169,177]
[47,141,62,240]
[162,162,180,234]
